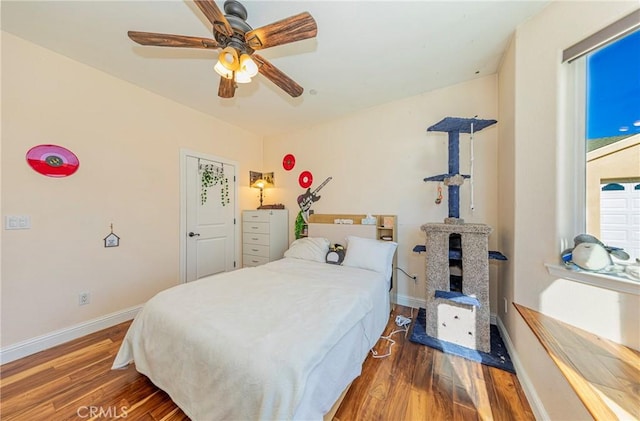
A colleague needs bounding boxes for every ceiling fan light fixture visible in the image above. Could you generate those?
[234,70,253,84]
[214,61,234,79]
[239,54,259,77]
[219,46,239,71]
[127,0,318,99]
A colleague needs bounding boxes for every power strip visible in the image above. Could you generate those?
[395,315,411,327]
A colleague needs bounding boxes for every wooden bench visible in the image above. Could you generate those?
[515,303,640,420]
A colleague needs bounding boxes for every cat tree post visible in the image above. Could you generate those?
[446,129,461,219]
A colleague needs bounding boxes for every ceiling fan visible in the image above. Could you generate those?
[128,0,317,99]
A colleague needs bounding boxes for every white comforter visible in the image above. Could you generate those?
[112,258,389,420]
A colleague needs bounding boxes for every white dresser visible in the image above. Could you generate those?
[242,209,289,267]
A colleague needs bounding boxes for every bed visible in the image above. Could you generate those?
[112,222,397,420]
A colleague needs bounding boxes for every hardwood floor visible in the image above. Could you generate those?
[335,306,534,421]
[1,306,534,420]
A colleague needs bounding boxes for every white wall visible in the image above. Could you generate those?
[263,75,500,310]
[497,1,640,419]
[1,32,263,348]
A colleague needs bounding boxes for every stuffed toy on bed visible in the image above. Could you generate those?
[326,243,345,265]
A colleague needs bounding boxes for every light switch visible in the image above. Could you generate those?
[5,216,31,230]
[18,216,31,228]
[6,217,18,229]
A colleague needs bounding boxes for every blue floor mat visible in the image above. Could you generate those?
[409,308,515,373]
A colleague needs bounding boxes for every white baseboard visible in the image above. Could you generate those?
[393,293,425,309]
[0,305,142,364]
[496,316,549,421]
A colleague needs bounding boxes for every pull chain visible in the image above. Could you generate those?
[470,122,475,211]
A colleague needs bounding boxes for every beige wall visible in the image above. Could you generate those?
[1,32,263,346]
[586,135,640,236]
[3,2,640,417]
[496,30,517,349]
[498,1,640,419]
[499,28,589,421]
[264,75,500,310]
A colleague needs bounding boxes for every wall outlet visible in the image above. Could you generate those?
[5,215,31,230]
[79,292,90,306]
[503,297,508,314]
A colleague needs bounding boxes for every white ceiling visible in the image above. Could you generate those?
[1,0,549,137]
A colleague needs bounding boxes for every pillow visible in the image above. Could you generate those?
[284,237,330,263]
[342,236,398,280]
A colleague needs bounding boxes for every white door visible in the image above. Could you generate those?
[600,182,640,261]
[184,153,237,282]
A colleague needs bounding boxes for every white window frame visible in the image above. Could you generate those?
[549,10,640,296]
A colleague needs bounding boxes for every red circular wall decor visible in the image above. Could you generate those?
[26,144,79,177]
[282,154,295,171]
[298,171,313,188]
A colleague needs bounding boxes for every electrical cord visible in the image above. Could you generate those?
[371,335,396,358]
[370,308,415,359]
[394,266,417,280]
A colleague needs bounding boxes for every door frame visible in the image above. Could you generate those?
[179,149,240,283]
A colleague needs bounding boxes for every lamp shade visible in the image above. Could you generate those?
[251,179,267,189]
[235,70,252,84]
[251,178,274,190]
[214,61,233,79]
[239,54,259,77]
[219,47,239,71]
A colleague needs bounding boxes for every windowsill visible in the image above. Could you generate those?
[545,263,640,295]
[515,303,640,420]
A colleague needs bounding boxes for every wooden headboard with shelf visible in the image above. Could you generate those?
[307,213,397,244]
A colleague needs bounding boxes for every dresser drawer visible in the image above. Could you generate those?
[243,254,269,267]
[243,232,269,246]
[241,209,287,264]
[243,221,269,234]
[243,243,270,257]
[243,211,270,223]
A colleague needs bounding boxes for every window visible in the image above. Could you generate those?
[584,28,640,263]
[552,10,640,292]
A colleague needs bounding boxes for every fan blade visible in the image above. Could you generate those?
[128,31,219,49]
[245,12,317,50]
[253,54,303,98]
[194,0,233,37]
[218,77,236,98]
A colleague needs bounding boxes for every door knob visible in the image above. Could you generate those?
[188,232,200,237]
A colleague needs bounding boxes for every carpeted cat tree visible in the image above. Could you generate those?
[415,117,505,353]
